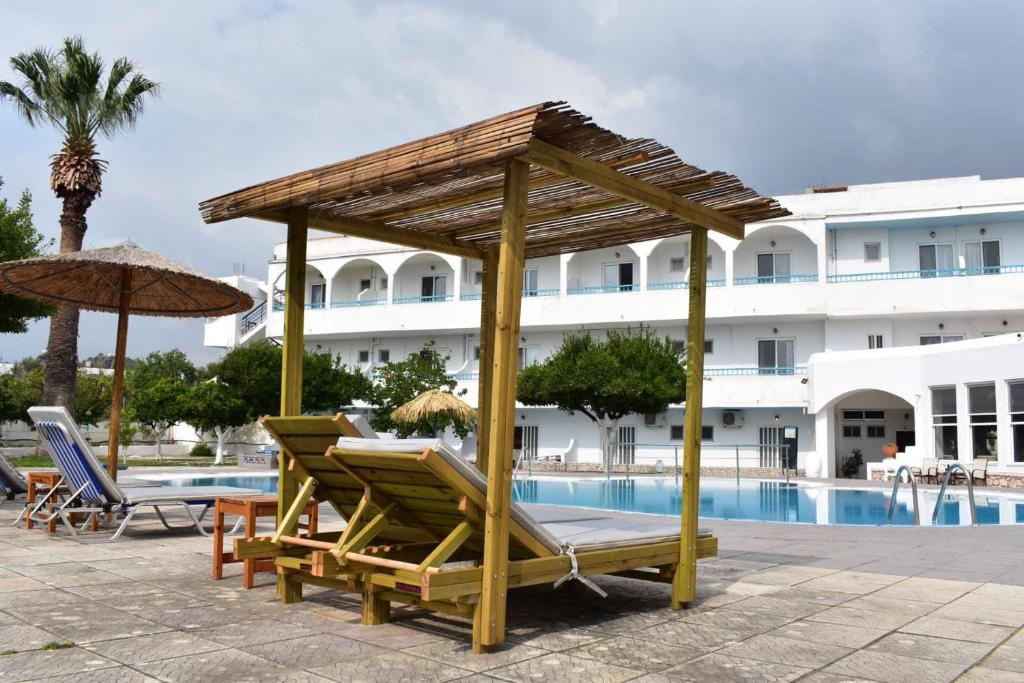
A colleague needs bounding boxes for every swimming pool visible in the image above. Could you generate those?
[147,473,1024,527]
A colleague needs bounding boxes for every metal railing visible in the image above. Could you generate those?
[240,301,267,335]
[453,371,480,380]
[733,273,819,286]
[331,298,387,308]
[932,462,977,525]
[567,283,641,295]
[886,465,921,525]
[570,442,795,484]
[393,294,454,304]
[704,366,807,376]
[647,279,727,290]
[828,264,1024,283]
[460,288,559,301]
[270,301,324,311]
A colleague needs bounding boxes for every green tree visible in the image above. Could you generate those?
[182,378,249,464]
[517,328,685,470]
[0,36,159,413]
[124,350,197,459]
[366,347,468,437]
[0,358,45,424]
[73,372,112,428]
[0,179,53,333]
[214,342,370,421]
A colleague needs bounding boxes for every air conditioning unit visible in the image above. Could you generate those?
[721,410,744,428]
[371,337,382,344]
[643,413,666,428]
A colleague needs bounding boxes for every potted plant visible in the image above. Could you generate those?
[882,442,898,459]
[840,448,863,478]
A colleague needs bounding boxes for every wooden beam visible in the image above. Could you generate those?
[523,139,745,240]
[277,207,308,605]
[271,476,318,546]
[333,503,397,560]
[452,176,716,240]
[478,158,529,651]
[673,226,709,609]
[475,245,498,472]
[253,209,483,260]
[416,521,475,571]
[106,267,131,481]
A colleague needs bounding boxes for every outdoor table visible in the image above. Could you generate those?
[212,494,318,588]
[25,471,98,533]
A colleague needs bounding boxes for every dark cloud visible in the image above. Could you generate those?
[2,1,1022,364]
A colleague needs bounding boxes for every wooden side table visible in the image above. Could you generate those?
[26,471,64,533]
[212,494,318,588]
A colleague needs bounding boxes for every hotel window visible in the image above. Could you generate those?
[701,425,714,441]
[379,277,388,290]
[842,425,861,438]
[920,334,965,345]
[866,425,886,438]
[670,256,686,272]
[377,349,390,363]
[1010,381,1024,462]
[756,252,791,283]
[931,386,958,458]
[359,278,372,291]
[964,240,1001,274]
[357,349,370,363]
[672,340,686,353]
[864,242,881,262]
[518,346,540,370]
[757,338,795,375]
[969,383,998,458]
[602,262,635,291]
[918,243,955,277]
[523,269,538,295]
[868,334,883,349]
[473,271,483,285]
[670,425,684,440]
[421,275,447,301]
[704,339,714,354]
[309,283,325,308]
[472,346,481,361]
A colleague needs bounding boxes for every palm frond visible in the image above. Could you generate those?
[0,81,42,126]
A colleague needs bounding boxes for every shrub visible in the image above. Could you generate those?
[189,442,214,458]
[840,448,863,478]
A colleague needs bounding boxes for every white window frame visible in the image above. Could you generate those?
[931,385,959,459]
[968,382,998,459]
[669,256,686,272]
[917,242,956,277]
[377,349,390,363]
[868,334,884,350]
[1010,380,1024,463]
[357,349,370,364]
[757,337,796,375]
[920,334,965,345]
[601,261,636,290]
[755,251,793,282]
[963,239,1001,274]
[310,282,326,306]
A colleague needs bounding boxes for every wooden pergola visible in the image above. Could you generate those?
[201,102,788,649]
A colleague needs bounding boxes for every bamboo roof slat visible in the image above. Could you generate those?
[200,102,788,254]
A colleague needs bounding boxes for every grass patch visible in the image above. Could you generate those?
[41,642,74,651]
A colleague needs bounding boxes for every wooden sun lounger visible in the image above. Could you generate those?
[237,414,718,652]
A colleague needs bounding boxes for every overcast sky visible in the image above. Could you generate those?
[2,1,1023,366]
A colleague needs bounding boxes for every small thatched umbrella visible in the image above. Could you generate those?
[391,389,476,436]
[0,242,253,479]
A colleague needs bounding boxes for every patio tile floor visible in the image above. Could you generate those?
[2,489,1024,681]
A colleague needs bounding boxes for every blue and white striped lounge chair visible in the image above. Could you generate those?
[27,406,262,540]
[0,452,29,501]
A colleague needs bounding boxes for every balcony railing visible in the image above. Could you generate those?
[331,298,387,308]
[733,273,818,286]
[827,264,1024,283]
[271,301,324,312]
[240,301,267,335]
[704,366,807,376]
[568,283,640,295]
[393,294,454,304]
[453,371,480,380]
[460,288,559,301]
[647,279,726,290]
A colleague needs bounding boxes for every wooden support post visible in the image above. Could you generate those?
[361,587,391,625]
[673,227,708,609]
[107,268,132,481]
[475,245,499,472]
[477,158,529,651]
[271,476,317,546]
[277,207,308,604]
[416,521,474,571]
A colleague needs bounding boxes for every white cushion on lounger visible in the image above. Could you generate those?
[519,503,608,524]
[120,485,262,504]
[541,516,712,552]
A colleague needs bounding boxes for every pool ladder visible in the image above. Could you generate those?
[886,463,977,526]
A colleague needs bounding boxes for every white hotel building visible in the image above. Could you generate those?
[205,175,1024,480]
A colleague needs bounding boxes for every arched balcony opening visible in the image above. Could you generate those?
[271,264,327,311]
[393,253,455,304]
[734,225,819,285]
[331,258,388,308]
[566,245,641,295]
[647,236,727,290]
[825,389,916,479]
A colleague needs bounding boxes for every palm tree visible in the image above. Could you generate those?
[0,36,158,411]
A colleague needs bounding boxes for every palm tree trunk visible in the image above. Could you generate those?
[41,191,93,411]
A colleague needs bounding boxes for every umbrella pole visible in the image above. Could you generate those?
[107,269,132,481]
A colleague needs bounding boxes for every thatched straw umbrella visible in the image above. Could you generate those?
[390,389,475,436]
[0,242,253,478]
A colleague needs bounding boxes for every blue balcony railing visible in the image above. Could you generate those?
[647,279,726,290]
[567,283,640,295]
[393,294,454,304]
[733,273,818,286]
[331,298,387,308]
[271,301,324,312]
[704,366,807,376]
[460,288,559,301]
[827,264,1024,283]
[453,371,480,380]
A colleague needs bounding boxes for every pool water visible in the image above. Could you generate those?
[155,474,1024,527]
